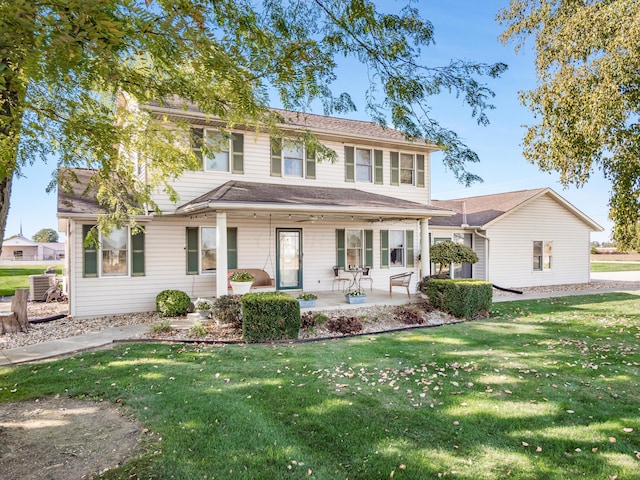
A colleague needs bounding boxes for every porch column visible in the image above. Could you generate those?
[420,218,430,279]
[216,212,228,298]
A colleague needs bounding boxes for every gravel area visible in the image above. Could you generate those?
[1,280,639,351]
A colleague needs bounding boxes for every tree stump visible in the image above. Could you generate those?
[0,312,21,334]
[11,288,29,332]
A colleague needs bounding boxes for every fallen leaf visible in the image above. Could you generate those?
[504,390,513,394]
[390,469,395,478]
[399,464,406,470]
[536,446,542,452]
[592,447,598,453]
[575,448,582,452]
[566,410,575,414]
[609,437,617,443]
[522,441,529,447]
[623,428,634,433]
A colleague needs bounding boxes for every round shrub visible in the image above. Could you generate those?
[156,289,191,317]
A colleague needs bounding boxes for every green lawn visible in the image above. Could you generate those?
[0,265,62,296]
[591,262,640,272]
[1,293,639,479]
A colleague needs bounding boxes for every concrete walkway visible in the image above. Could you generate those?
[1,276,639,366]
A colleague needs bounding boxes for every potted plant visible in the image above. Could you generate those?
[297,292,317,308]
[194,299,213,319]
[229,270,255,295]
[345,290,367,304]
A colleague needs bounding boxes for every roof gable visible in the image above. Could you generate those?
[430,188,603,231]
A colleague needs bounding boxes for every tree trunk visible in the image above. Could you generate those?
[0,312,20,334]
[0,174,12,257]
[11,288,29,332]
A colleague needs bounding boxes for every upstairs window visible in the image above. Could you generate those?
[400,153,414,185]
[390,151,425,187]
[191,128,244,173]
[271,139,316,179]
[355,148,372,182]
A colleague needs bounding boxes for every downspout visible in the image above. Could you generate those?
[473,229,490,281]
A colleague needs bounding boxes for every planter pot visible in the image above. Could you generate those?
[230,281,253,295]
[345,294,367,304]
[298,299,317,308]
[196,309,211,320]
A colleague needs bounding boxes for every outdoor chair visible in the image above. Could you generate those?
[332,266,349,292]
[360,267,373,291]
[389,272,413,298]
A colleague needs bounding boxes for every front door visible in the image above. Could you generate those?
[276,228,302,290]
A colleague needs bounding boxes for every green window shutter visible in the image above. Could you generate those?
[336,229,346,268]
[374,150,383,184]
[231,133,244,174]
[344,146,355,182]
[186,227,199,275]
[380,230,389,268]
[364,230,373,267]
[406,230,415,267]
[416,154,425,188]
[270,138,282,177]
[131,230,145,276]
[227,227,238,269]
[83,224,98,277]
[305,149,316,179]
[390,152,399,186]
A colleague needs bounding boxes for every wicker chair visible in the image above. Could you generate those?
[389,272,412,298]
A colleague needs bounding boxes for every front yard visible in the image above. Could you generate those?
[1,292,639,479]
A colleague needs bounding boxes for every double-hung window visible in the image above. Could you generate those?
[83,225,145,277]
[271,139,316,179]
[186,227,238,275]
[389,230,405,267]
[346,229,364,267]
[355,148,372,183]
[191,128,244,173]
[533,241,553,271]
[400,153,415,185]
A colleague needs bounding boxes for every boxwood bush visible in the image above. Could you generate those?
[421,278,492,319]
[242,291,301,342]
[155,289,191,317]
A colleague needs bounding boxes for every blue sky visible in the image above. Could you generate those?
[5,1,613,242]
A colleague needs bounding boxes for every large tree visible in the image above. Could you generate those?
[498,0,640,249]
[32,227,59,243]
[0,0,506,253]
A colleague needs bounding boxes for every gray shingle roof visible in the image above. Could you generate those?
[57,168,103,216]
[176,180,452,218]
[430,189,548,227]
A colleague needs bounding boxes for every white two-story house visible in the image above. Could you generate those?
[58,103,455,318]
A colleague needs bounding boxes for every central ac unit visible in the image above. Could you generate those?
[29,274,56,302]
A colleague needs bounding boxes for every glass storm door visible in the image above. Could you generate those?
[276,228,302,290]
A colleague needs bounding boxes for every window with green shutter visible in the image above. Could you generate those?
[227,227,238,269]
[390,152,399,185]
[416,154,425,187]
[380,230,389,268]
[231,133,244,174]
[270,138,282,177]
[344,146,355,182]
[335,229,346,268]
[374,150,383,184]
[305,148,316,179]
[186,227,199,275]
[131,230,145,276]
[83,224,98,277]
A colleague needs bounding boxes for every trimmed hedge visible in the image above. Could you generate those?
[156,289,191,317]
[212,294,243,328]
[421,278,492,319]
[242,291,301,342]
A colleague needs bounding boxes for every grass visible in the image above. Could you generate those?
[1,292,640,479]
[0,265,62,296]
[591,262,640,272]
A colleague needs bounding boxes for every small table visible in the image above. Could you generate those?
[343,267,366,292]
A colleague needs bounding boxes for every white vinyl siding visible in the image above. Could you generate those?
[68,217,422,318]
[486,195,592,288]
[151,134,432,213]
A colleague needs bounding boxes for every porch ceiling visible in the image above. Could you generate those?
[175,180,454,220]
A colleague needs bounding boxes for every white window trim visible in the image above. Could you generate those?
[399,152,416,186]
[355,147,373,183]
[281,141,305,178]
[192,128,233,172]
[346,229,364,268]
[389,229,406,268]
[533,240,553,272]
[99,227,130,277]
[200,226,217,275]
